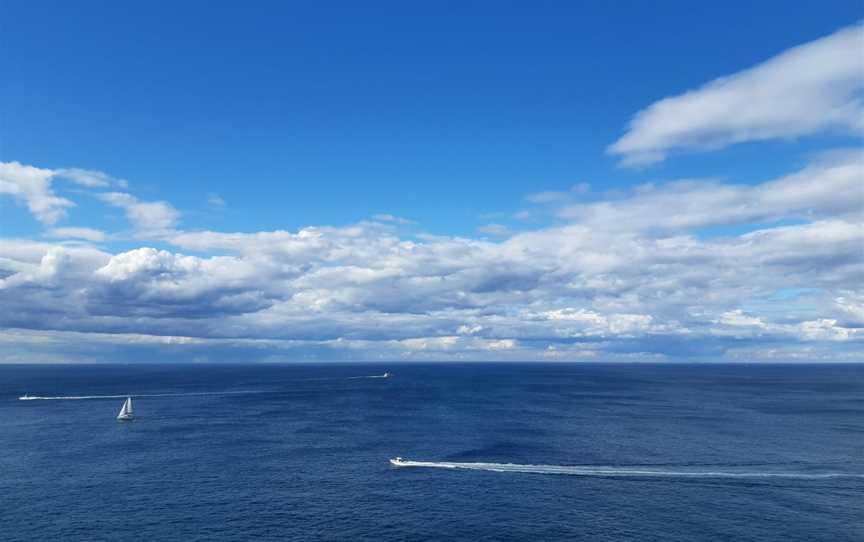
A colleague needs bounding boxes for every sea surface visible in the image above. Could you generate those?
[0,363,861,541]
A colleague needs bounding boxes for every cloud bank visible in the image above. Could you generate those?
[0,149,861,363]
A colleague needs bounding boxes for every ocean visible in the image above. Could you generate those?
[1,363,861,541]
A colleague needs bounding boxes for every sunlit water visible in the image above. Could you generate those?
[1,363,862,541]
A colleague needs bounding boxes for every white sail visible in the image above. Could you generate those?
[117,397,133,420]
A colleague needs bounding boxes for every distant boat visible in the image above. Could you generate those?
[19,393,35,401]
[382,372,391,378]
[390,456,407,466]
[117,397,134,421]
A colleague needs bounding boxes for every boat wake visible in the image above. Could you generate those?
[347,372,391,380]
[18,390,267,401]
[18,373,392,401]
[388,459,864,480]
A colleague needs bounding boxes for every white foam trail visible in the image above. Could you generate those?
[347,372,391,380]
[390,460,864,480]
[18,373,391,401]
[18,390,266,401]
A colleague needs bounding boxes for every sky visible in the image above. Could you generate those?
[0,2,862,363]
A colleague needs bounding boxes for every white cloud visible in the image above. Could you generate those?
[609,23,864,165]
[477,223,511,237]
[0,248,69,289]
[525,183,590,204]
[457,324,484,335]
[834,295,864,323]
[715,309,860,342]
[718,309,768,328]
[46,227,107,242]
[207,193,226,208]
[0,241,109,292]
[0,161,74,224]
[98,191,181,233]
[797,318,857,341]
[0,162,132,225]
[372,213,415,224]
[561,150,863,232]
[539,308,656,336]
[55,168,122,188]
[526,190,570,204]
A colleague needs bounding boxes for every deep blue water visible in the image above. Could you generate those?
[0,363,862,541]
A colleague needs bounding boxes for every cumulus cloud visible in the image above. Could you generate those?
[609,23,864,165]
[89,247,281,318]
[1,193,860,363]
[98,192,181,233]
[537,308,656,336]
[0,162,75,224]
[716,309,860,342]
[719,309,768,328]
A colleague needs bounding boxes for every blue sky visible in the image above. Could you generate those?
[1,2,862,363]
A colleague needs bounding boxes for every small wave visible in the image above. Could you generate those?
[389,459,864,480]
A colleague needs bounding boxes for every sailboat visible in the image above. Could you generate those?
[117,397,134,421]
